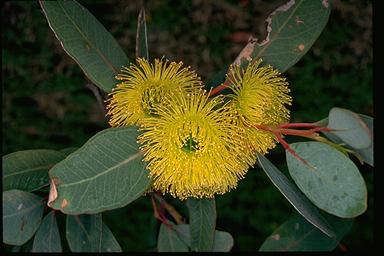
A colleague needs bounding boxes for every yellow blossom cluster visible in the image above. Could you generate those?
[106,57,291,200]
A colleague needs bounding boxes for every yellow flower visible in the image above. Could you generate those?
[226,59,292,154]
[138,90,253,200]
[106,58,202,126]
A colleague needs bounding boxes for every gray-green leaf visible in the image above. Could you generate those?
[286,142,367,218]
[32,211,62,252]
[257,153,335,238]
[136,8,149,60]
[234,0,331,72]
[66,214,122,252]
[39,0,129,92]
[328,107,372,149]
[186,198,216,252]
[3,149,66,192]
[259,213,353,251]
[3,190,45,245]
[157,223,234,252]
[48,127,151,214]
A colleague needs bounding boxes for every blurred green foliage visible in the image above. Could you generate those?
[2,0,372,252]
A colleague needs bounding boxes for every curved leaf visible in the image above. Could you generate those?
[3,190,45,245]
[233,0,331,72]
[48,127,151,214]
[186,198,216,252]
[39,0,129,92]
[3,149,66,192]
[328,107,372,149]
[316,114,373,166]
[32,211,62,252]
[66,214,122,252]
[257,153,335,238]
[260,213,353,251]
[286,142,367,218]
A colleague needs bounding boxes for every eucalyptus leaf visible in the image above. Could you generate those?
[286,142,367,218]
[3,190,45,245]
[157,222,189,252]
[259,213,353,251]
[32,211,62,252]
[315,114,373,166]
[136,8,149,60]
[233,0,331,72]
[186,198,216,252]
[3,149,66,192]
[59,147,79,156]
[257,153,335,238]
[48,127,151,214]
[39,0,129,92]
[328,107,372,149]
[66,214,122,252]
[157,223,234,252]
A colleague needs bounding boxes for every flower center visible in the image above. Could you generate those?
[141,88,162,116]
[181,135,199,153]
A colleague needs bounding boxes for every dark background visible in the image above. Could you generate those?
[2,0,373,252]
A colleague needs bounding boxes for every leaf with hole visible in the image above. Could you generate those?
[3,190,45,245]
[39,0,129,92]
[233,0,331,72]
[286,142,367,218]
[3,149,66,192]
[48,127,151,214]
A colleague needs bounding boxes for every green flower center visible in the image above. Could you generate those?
[181,135,199,153]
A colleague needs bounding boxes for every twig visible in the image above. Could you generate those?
[85,83,106,115]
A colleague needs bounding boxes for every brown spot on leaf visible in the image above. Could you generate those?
[298,44,305,51]
[20,215,26,231]
[47,178,58,208]
[322,0,329,8]
[61,199,68,208]
[296,16,304,25]
[271,234,280,240]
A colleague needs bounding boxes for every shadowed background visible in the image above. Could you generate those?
[2,0,372,251]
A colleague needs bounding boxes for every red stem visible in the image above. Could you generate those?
[278,123,318,129]
[209,81,230,96]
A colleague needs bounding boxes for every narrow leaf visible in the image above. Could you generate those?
[186,198,216,252]
[233,0,331,72]
[286,142,367,218]
[66,214,121,252]
[136,8,149,60]
[3,149,66,192]
[32,211,62,252]
[39,0,129,92]
[256,153,335,238]
[259,213,353,251]
[3,190,45,245]
[328,107,372,149]
[48,127,151,214]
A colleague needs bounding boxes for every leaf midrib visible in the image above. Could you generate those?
[56,1,119,74]
[58,151,143,188]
